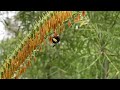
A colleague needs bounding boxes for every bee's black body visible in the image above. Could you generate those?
[52,36,60,44]
[52,35,60,47]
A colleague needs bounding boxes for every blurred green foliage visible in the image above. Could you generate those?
[0,11,120,79]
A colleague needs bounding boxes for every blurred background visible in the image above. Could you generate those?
[0,11,120,79]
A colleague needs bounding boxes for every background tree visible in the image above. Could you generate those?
[0,11,120,79]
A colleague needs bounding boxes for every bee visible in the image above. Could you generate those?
[52,35,60,47]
